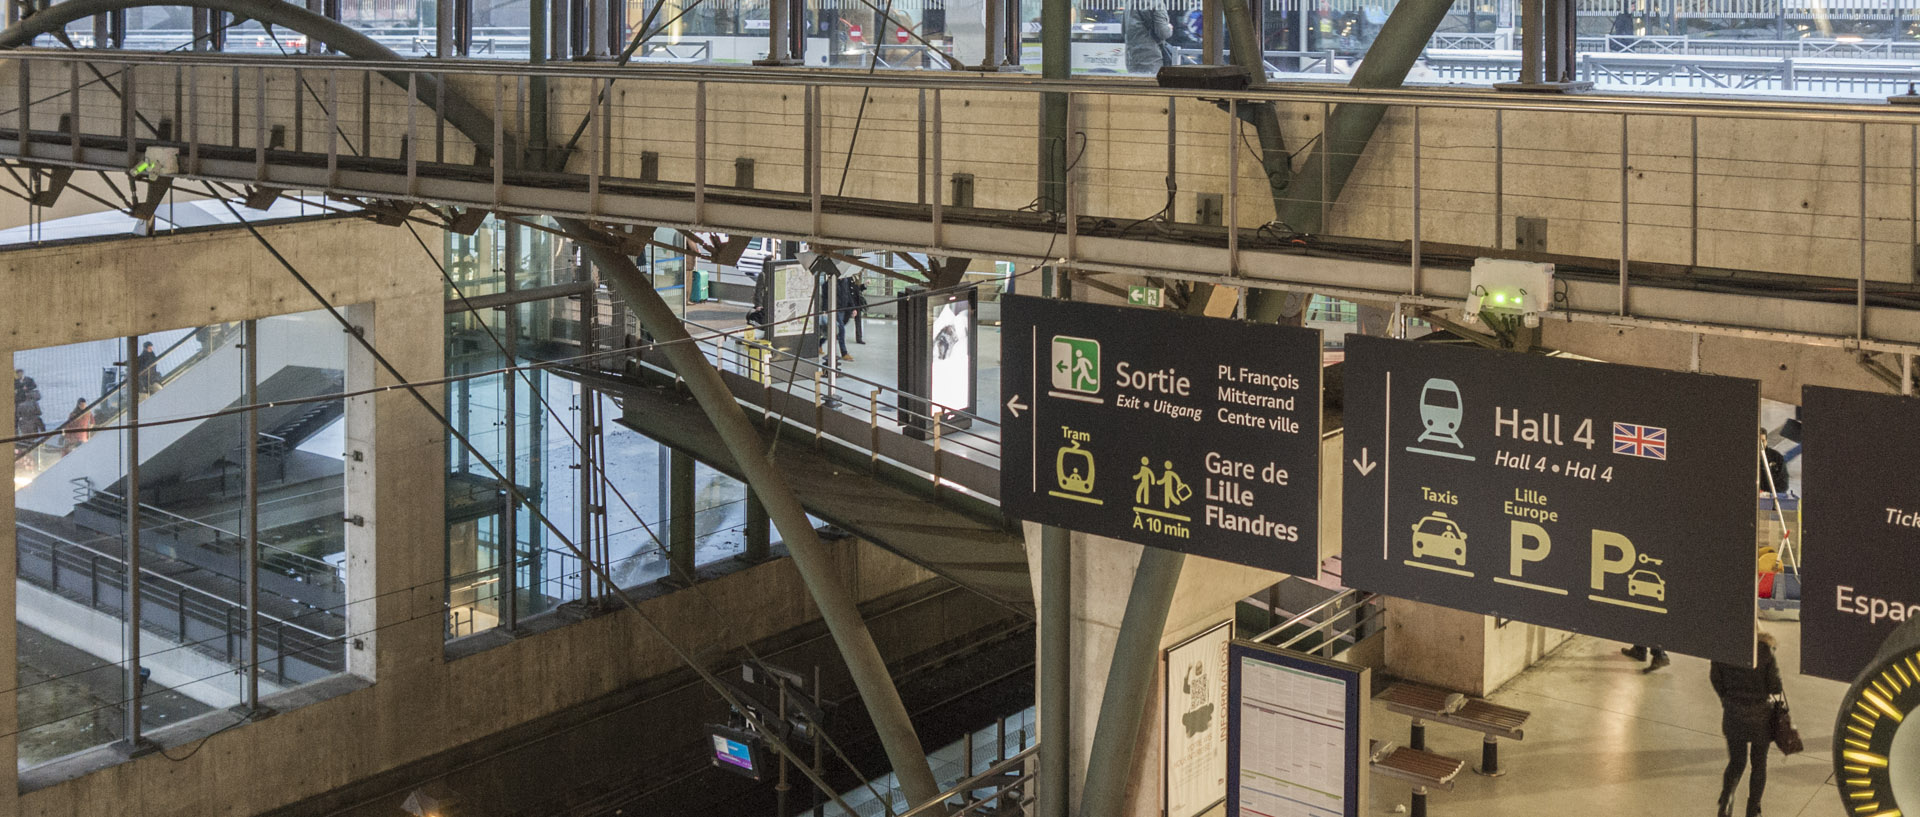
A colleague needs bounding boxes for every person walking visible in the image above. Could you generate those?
[1711,630,1784,817]
[13,369,45,452]
[61,398,93,448]
[135,341,159,394]
[816,274,855,362]
[1622,643,1671,673]
[850,277,869,344]
[1123,0,1174,74]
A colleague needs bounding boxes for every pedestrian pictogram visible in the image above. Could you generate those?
[1050,335,1102,402]
[1132,457,1193,522]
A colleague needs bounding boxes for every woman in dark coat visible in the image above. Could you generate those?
[1710,630,1783,817]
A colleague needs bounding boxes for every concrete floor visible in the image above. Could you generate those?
[1368,623,1848,817]
[15,625,209,769]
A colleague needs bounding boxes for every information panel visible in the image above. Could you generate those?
[1227,642,1367,817]
[1000,295,1324,574]
[1341,336,1759,665]
[1802,386,1920,682]
[1165,621,1232,817]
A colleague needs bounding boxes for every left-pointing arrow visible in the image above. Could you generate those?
[1006,395,1029,418]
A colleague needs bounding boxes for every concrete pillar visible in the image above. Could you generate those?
[669,447,696,582]
[1384,598,1571,697]
[348,288,450,766]
[743,491,770,562]
[1041,528,1282,817]
[341,304,379,680]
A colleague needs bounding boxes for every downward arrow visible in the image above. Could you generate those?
[1351,447,1377,476]
[1006,395,1029,418]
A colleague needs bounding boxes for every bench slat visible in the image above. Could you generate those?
[1370,746,1465,791]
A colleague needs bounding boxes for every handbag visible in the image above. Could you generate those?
[1771,701,1804,755]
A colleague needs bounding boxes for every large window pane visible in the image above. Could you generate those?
[128,325,245,725]
[14,314,351,770]
[14,337,138,766]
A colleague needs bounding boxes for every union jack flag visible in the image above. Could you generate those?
[1613,422,1668,460]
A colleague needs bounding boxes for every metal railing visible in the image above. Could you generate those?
[1251,588,1385,659]
[74,484,347,589]
[14,520,344,682]
[6,50,1920,352]
[897,744,1037,817]
[658,317,1004,501]
[1421,48,1920,94]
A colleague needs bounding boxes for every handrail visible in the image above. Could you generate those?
[1275,594,1385,653]
[682,316,1004,433]
[16,46,1920,122]
[81,485,345,580]
[692,337,1005,463]
[15,520,340,639]
[1251,588,1377,644]
[896,743,1038,817]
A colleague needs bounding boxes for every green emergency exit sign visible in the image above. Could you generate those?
[1127,286,1163,308]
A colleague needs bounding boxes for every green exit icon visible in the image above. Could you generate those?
[1051,336,1101,395]
[1127,286,1163,308]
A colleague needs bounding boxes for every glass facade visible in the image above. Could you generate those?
[441,217,764,643]
[12,313,348,770]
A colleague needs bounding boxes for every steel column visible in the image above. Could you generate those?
[1038,524,1071,817]
[756,0,798,66]
[1860,123,1869,340]
[122,335,145,749]
[1218,0,1291,208]
[669,447,695,581]
[1257,0,1456,320]
[1619,114,1629,316]
[502,241,521,630]
[530,0,550,168]
[1075,546,1185,817]
[576,225,943,808]
[1039,0,1069,211]
[243,319,261,710]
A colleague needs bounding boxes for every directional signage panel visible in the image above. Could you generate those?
[1341,336,1759,665]
[1802,386,1920,682]
[1000,295,1324,574]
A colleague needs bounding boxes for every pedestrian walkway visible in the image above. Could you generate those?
[1367,622,1845,816]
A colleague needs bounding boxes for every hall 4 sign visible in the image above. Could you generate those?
[1341,336,1760,666]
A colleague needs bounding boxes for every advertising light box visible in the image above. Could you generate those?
[1801,386,1920,682]
[1341,336,1759,665]
[999,295,1324,574]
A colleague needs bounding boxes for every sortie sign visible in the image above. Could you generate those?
[999,295,1324,574]
[1801,386,1920,682]
[1341,336,1759,665]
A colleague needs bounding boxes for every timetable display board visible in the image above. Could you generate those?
[1801,386,1920,682]
[999,295,1325,574]
[1227,641,1368,817]
[1341,336,1760,665]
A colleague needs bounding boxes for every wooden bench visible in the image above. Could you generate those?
[1377,681,1531,776]
[1370,740,1465,817]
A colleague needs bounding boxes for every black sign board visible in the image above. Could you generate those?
[1802,386,1920,682]
[999,295,1324,574]
[1341,336,1758,665]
